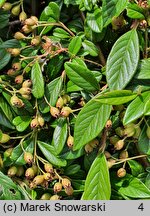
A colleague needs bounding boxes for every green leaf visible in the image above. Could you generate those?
[138,123,150,155]
[60,147,84,160]
[94,90,137,105]
[106,29,139,90]
[0,96,14,121]
[127,160,144,177]
[135,58,150,79]
[0,39,20,49]
[86,8,103,33]
[82,40,99,57]
[144,100,150,116]
[0,9,9,29]
[12,116,31,132]
[46,2,60,21]
[68,36,82,55]
[52,118,68,155]
[123,91,150,125]
[53,28,70,39]
[10,139,34,165]
[31,61,44,99]
[65,62,100,91]
[102,0,128,27]
[0,171,22,200]
[0,48,11,70]
[64,164,81,176]
[112,174,150,198]
[82,153,111,200]
[127,3,145,19]
[0,108,15,129]
[74,99,111,151]
[38,141,67,167]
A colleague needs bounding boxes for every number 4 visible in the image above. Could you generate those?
[138,203,144,211]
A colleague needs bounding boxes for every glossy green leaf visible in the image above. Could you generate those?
[52,118,68,155]
[113,174,150,198]
[0,48,11,70]
[31,61,44,99]
[0,9,9,29]
[127,160,144,177]
[102,0,128,27]
[94,90,137,105]
[0,96,14,121]
[53,28,70,39]
[0,0,5,7]
[106,29,139,90]
[138,123,150,155]
[0,39,20,49]
[144,100,150,116]
[60,147,84,160]
[82,40,98,57]
[74,99,111,151]
[0,171,22,200]
[86,8,103,33]
[64,164,81,176]
[0,108,15,129]
[65,62,100,92]
[38,141,67,167]
[123,91,150,125]
[82,153,111,200]
[68,36,82,55]
[10,139,34,165]
[12,116,31,132]
[127,3,145,19]
[46,2,60,21]
[135,58,150,79]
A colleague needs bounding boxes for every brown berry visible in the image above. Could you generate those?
[15,75,23,84]
[7,69,16,76]
[62,178,71,189]
[50,106,60,118]
[105,119,112,129]
[30,118,39,129]
[114,139,125,150]
[104,151,111,159]
[43,173,51,181]
[37,116,45,127]
[61,106,72,117]
[107,159,116,169]
[10,95,24,108]
[117,168,126,178]
[65,186,74,196]
[53,182,62,193]
[67,135,74,148]
[10,48,21,56]
[22,79,32,88]
[25,16,38,26]
[22,25,33,34]
[84,143,93,153]
[31,36,41,46]
[24,152,33,164]
[119,150,129,159]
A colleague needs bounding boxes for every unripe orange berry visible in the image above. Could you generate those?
[30,118,39,129]
[10,48,21,56]
[24,152,33,164]
[119,150,128,159]
[2,2,12,10]
[19,87,31,95]
[33,175,44,185]
[7,166,17,177]
[56,97,64,109]
[22,25,33,34]
[44,163,53,173]
[14,32,26,40]
[15,75,23,84]
[40,193,51,200]
[67,135,74,148]
[21,94,31,100]
[62,178,71,189]
[107,159,116,169]
[7,69,16,76]
[61,106,72,117]
[124,123,136,137]
[4,148,13,157]
[53,182,62,193]
[37,116,44,127]
[31,36,41,46]
[25,167,35,179]
[12,62,21,71]
[50,106,60,118]
[22,79,32,88]
[43,173,51,181]
[19,11,27,21]
[114,139,125,150]
[117,168,126,178]
[89,139,99,148]
[105,119,112,129]
[50,195,60,200]
[11,5,20,16]
[25,16,38,26]
[104,151,111,159]
[10,95,24,108]
[65,186,74,196]
[84,143,93,153]
[0,133,10,143]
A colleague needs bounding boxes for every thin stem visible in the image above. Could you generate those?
[114,154,147,165]
[97,44,106,66]
[54,169,63,180]
[44,95,51,107]
[33,131,38,163]
[59,21,75,37]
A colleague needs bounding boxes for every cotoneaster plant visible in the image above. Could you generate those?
[0,0,150,200]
